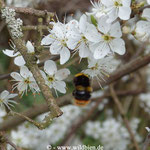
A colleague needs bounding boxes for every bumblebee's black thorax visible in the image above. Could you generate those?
[73,74,90,87]
[72,73,92,103]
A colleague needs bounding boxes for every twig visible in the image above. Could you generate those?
[6,138,22,150]
[110,84,140,150]
[22,25,51,31]
[101,53,150,86]
[142,132,150,150]
[10,6,54,18]
[0,131,22,150]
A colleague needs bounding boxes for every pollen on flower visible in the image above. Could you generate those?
[114,1,122,7]
[102,35,111,41]
[24,78,31,84]
[48,76,54,82]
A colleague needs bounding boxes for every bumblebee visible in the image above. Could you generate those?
[72,73,92,106]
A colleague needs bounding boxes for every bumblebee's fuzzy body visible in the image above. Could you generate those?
[72,73,92,106]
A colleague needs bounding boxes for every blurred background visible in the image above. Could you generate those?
[0,0,150,150]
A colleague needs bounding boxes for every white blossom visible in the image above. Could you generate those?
[83,56,120,86]
[87,0,107,18]
[101,0,132,23]
[135,8,150,42]
[11,66,40,96]
[66,15,92,59]
[3,41,35,66]
[41,22,71,64]
[40,60,70,94]
[0,90,18,110]
[87,17,125,59]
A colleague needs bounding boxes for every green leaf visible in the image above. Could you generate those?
[91,15,97,27]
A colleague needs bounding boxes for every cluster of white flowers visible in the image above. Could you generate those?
[0,90,18,110]
[9,105,81,149]
[84,117,141,150]
[3,0,150,100]
[41,14,125,64]
[1,7,23,38]
[41,0,150,83]
[89,0,132,23]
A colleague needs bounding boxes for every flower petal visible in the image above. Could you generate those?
[41,34,55,45]
[94,42,110,59]
[20,66,32,78]
[109,38,126,55]
[7,93,18,99]
[2,49,19,57]
[98,17,111,34]
[119,6,131,20]
[66,38,79,50]
[55,69,70,80]
[79,42,90,58]
[40,70,47,80]
[17,82,27,92]
[11,72,23,81]
[60,47,70,64]
[101,0,113,7]
[29,83,40,92]
[142,8,150,21]
[53,81,66,93]
[79,14,87,33]
[14,56,26,66]
[44,60,57,75]
[50,41,62,54]
[84,23,102,42]
[109,21,122,38]
[122,0,131,7]
[52,22,65,39]
[0,90,9,100]
[107,7,118,23]
[26,41,34,53]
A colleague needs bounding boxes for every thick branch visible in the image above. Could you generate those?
[10,6,54,18]
[101,54,150,86]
